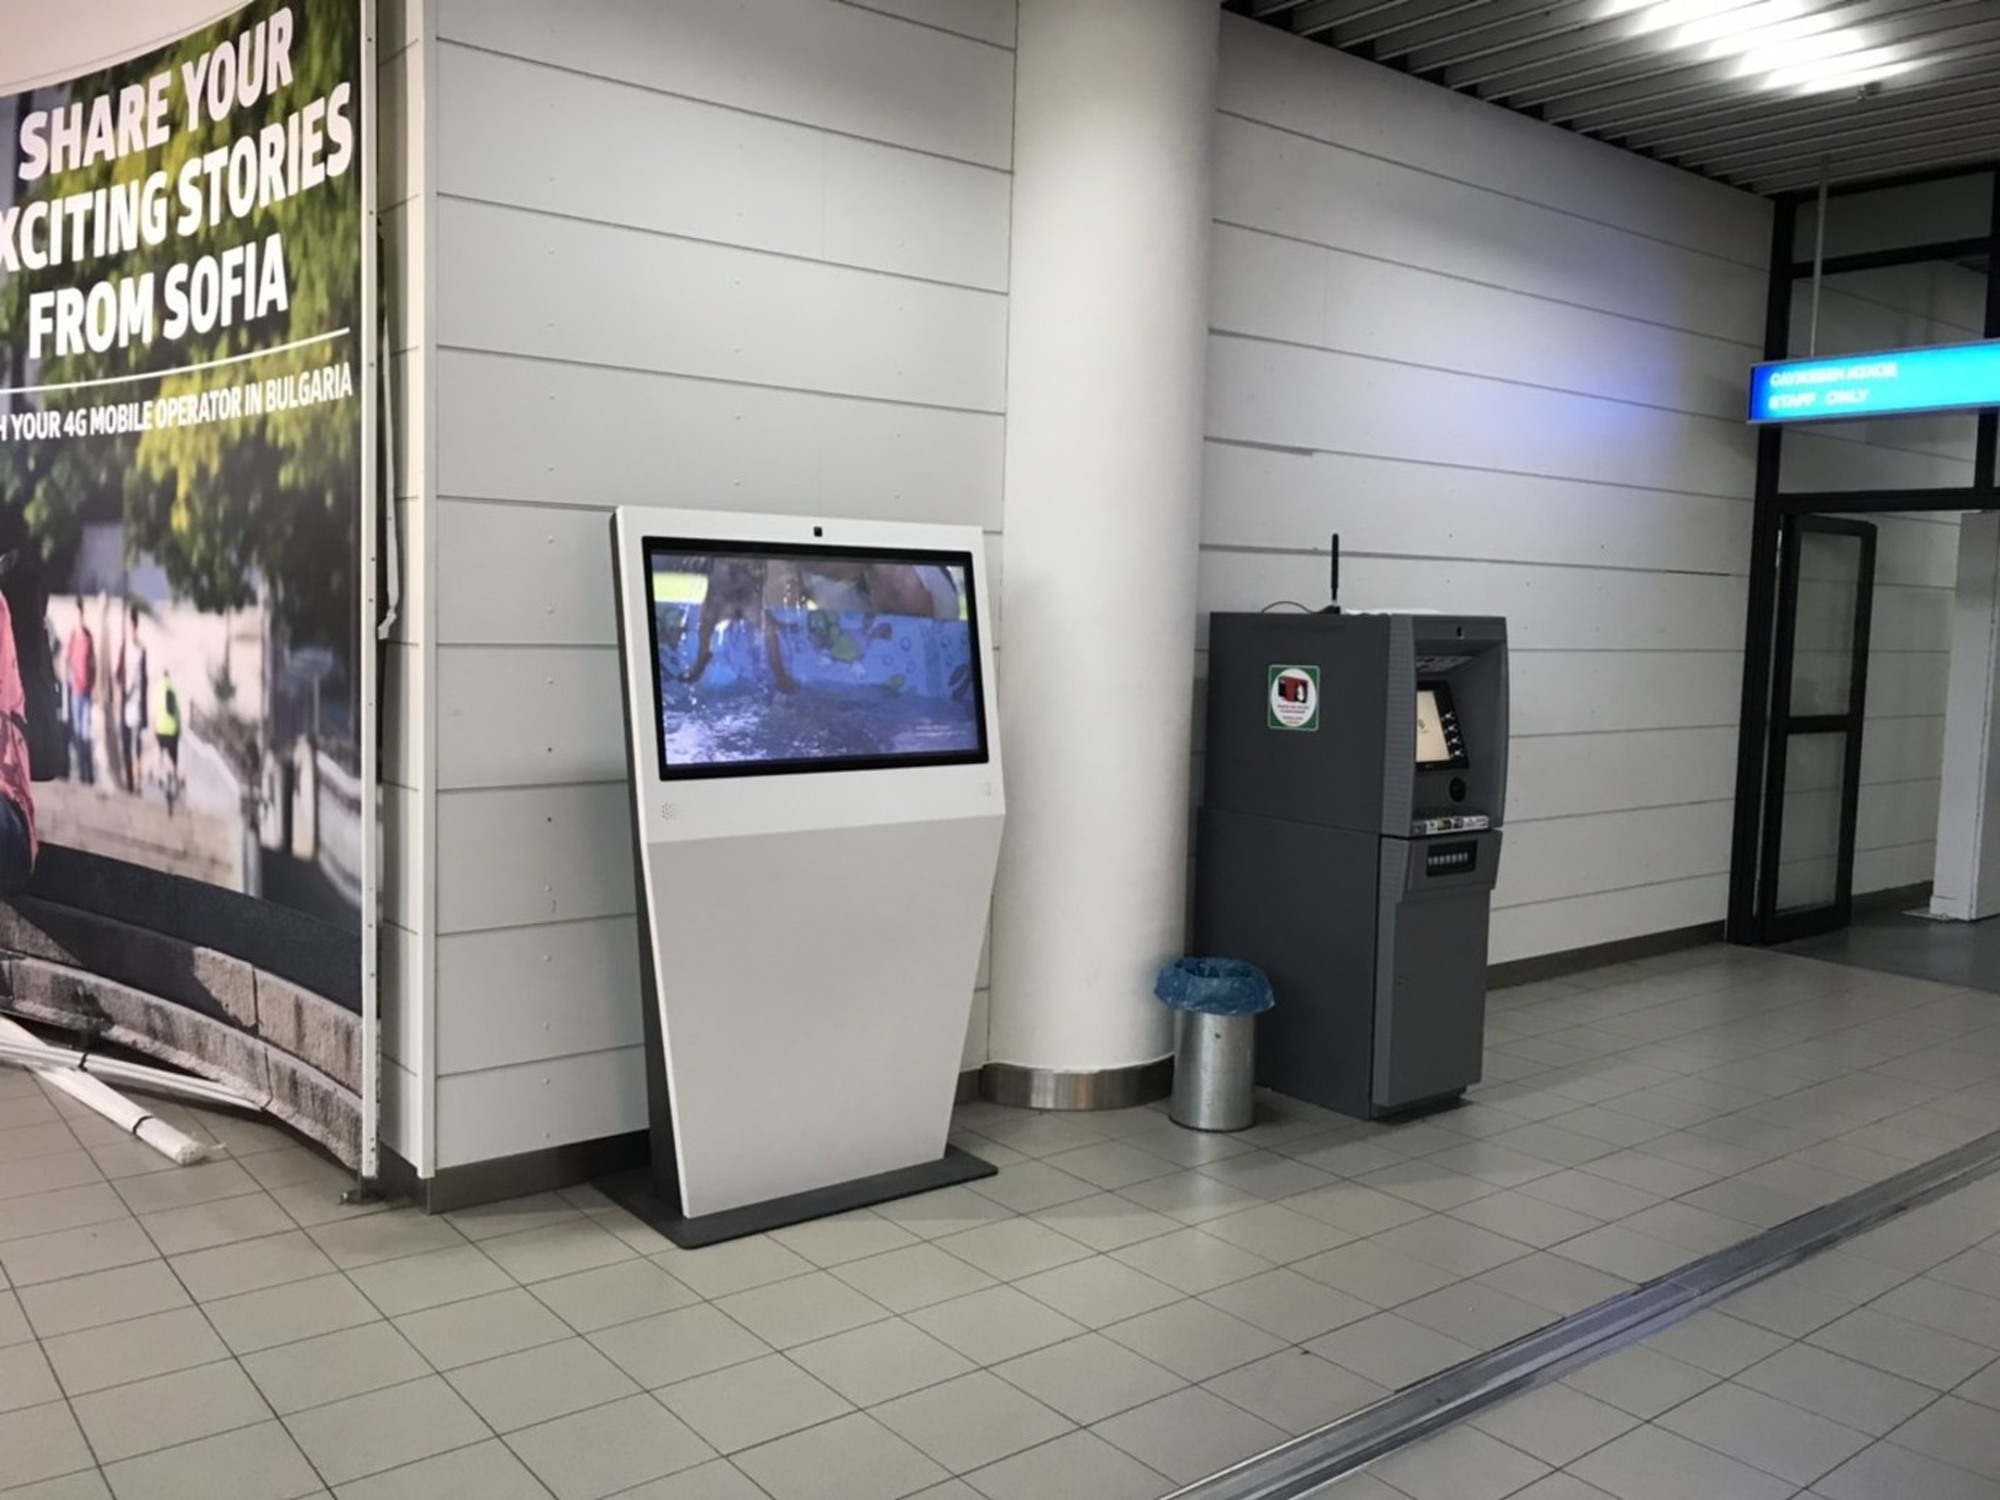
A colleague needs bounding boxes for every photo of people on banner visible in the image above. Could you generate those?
[0,0,367,1164]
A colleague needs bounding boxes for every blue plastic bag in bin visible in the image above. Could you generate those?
[1154,958,1274,1017]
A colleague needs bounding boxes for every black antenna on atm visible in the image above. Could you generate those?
[1322,533,1342,614]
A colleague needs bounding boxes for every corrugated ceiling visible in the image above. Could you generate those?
[1233,0,2000,196]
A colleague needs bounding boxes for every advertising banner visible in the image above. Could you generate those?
[0,1,374,1170]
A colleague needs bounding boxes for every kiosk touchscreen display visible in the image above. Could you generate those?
[1415,684,1468,770]
[642,539,988,778]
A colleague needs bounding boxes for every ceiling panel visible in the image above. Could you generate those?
[1234,0,2000,195]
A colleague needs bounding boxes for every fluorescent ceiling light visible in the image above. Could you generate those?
[1604,0,1919,95]
[1765,48,1912,92]
[1737,28,1865,72]
[1673,0,1804,48]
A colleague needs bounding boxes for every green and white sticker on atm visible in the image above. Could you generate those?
[1268,665,1320,731]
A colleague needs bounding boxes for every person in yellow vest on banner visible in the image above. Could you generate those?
[153,668,181,810]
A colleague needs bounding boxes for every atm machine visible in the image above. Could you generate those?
[1195,612,1507,1120]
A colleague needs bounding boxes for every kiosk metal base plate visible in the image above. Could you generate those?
[595,1145,998,1250]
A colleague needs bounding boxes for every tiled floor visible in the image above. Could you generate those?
[1328,1165,2000,1500]
[1781,904,2000,994]
[3,941,2000,1499]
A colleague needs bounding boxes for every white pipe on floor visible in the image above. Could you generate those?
[0,1018,214,1164]
[0,1035,263,1111]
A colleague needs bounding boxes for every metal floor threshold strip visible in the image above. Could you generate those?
[1170,1124,2000,1500]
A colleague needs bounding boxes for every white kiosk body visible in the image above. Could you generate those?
[607,507,1004,1244]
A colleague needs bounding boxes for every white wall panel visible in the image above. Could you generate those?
[1869,585,1953,655]
[378,40,423,209]
[386,501,424,646]
[380,784,419,933]
[1873,515,1962,589]
[1494,802,1733,911]
[382,205,421,357]
[435,0,1015,168]
[842,0,1016,47]
[1216,17,1768,267]
[437,200,1006,412]
[1866,660,1955,732]
[1510,653,1744,738]
[1508,729,1737,825]
[436,784,635,934]
[961,989,990,1073]
[1198,551,1746,654]
[1855,842,1937,893]
[1862,715,1948,787]
[1858,779,1944,859]
[1209,20,1767,965]
[379,922,422,1070]
[380,0,414,56]
[1211,226,1758,420]
[380,1063,421,1164]
[436,646,626,790]
[1208,336,1754,499]
[1796,281,1983,357]
[1797,176,1994,263]
[1214,118,1766,345]
[1781,426,1978,494]
[1203,444,1749,576]
[382,642,419,791]
[436,501,618,648]
[436,1047,648,1168]
[436,45,1010,292]
[1492,876,1729,964]
[434,351,1004,526]
[409,0,1019,1168]
[436,918,644,1075]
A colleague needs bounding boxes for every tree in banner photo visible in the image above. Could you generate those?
[0,0,368,1165]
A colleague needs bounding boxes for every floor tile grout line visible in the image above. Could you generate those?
[1165,1119,2000,1500]
[116,1175,334,1492]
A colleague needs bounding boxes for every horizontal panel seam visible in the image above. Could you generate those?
[436,190,1008,298]
[434,37,1014,175]
[432,344,1005,419]
[437,915,633,944]
[1210,328,1760,431]
[1212,218,1764,352]
[1202,435,1752,504]
[437,1042,647,1083]
[1214,109,1769,274]
[437,777,627,794]
[1493,871,1727,912]
[1199,542,1740,582]
[1508,799,1732,826]
[439,909,639,937]
[830,0,1016,53]
[437,1039,647,1079]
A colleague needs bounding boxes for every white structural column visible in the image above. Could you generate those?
[1932,511,2000,921]
[987,0,1219,1085]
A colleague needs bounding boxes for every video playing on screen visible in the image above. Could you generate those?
[1415,687,1453,767]
[643,540,987,777]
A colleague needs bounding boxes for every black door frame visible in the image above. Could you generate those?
[1752,516,1877,944]
[1727,162,2000,946]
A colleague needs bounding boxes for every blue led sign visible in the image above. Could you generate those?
[1749,340,2000,424]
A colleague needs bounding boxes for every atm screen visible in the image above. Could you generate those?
[642,539,989,779]
[1415,685,1468,769]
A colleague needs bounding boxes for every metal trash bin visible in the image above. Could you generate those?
[1154,958,1274,1133]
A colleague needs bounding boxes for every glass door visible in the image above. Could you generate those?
[1753,516,1877,942]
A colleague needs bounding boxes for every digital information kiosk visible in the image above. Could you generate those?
[603,507,1004,1246]
[1196,613,1507,1120]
